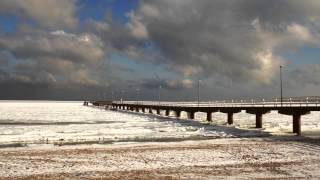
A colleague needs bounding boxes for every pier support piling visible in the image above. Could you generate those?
[293,113,301,135]
[165,110,170,116]
[207,112,212,121]
[278,110,309,136]
[156,109,160,115]
[227,112,233,125]
[246,110,270,129]
[187,112,195,119]
[175,111,181,118]
[149,108,153,114]
[256,113,263,128]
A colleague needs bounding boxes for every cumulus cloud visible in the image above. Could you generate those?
[1,0,320,99]
[138,78,194,90]
[0,30,104,64]
[0,27,106,87]
[132,0,320,85]
[0,0,78,29]
[126,11,149,40]
[289,64,320,86]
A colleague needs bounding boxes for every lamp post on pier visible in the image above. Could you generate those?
[121,90,124,104]
[280,66,283,107]
[136,88,140,104]
[197,80,201,109]
[158,85,162,105]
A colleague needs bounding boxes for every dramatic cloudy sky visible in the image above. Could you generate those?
[0,0,320,100]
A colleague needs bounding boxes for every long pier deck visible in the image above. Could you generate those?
[89,100,320,135]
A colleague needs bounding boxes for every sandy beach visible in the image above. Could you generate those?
[1,136,319,179]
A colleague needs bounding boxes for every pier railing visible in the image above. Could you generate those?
[115,100,319,108]
[90,97,320,135]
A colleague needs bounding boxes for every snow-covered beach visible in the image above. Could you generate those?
[1,137,320,179]
[0,101,319,179]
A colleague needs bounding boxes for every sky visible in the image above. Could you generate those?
[0,0,320,101]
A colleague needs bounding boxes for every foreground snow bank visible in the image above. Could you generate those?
[0,137,319,179]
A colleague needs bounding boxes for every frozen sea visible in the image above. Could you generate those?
[0,101,319,147]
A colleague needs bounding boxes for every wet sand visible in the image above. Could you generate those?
[0,136,320,179]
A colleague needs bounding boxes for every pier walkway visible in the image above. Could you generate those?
[89,99,320,135]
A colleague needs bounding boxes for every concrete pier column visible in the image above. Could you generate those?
[227,112,233,125]
[142,108,145,113]
[165,110,170,116]
[149,108,153,114]
[176,111,181,118]
[207,112,212,121]
[156,109,160,115]
[293,114,301,135]
[135,108,139,112]
[256,113,263,128]
[187,112,195,119]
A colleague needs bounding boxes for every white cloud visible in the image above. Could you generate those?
[287,23,313,42]
[0,0,78,29]
[126,11,149,40]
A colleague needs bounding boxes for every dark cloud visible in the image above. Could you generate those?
[137,78,193,90]
[0,26,110,96]
[288,64,320,86]
[0,29,104,64]
[83,18,147,57]
[1,0,320,100]
[0,0,78,29]
[132,0,320,85]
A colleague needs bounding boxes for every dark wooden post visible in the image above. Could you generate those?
[156,109,160,115]
[188,111,195,119]
[165,110,170,116]
[227,112,233,125]
[256,113,263,128]
[293,113,301,135]
[176,111,181,118]
[207,112,212,121]
[149,108,153,114]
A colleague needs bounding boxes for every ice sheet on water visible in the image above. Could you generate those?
[0,101,231,146]
[0,101,319,147]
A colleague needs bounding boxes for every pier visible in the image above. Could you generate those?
[90,99,320,136]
